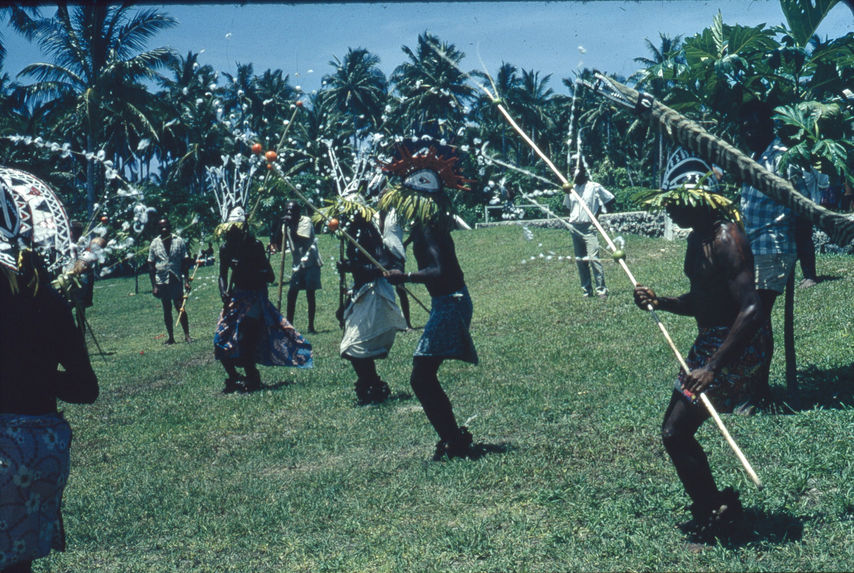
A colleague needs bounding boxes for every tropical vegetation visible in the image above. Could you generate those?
[0,0,851,254]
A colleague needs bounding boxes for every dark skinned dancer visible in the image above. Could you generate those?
[1,202,99,572]
[382,141,480,460]
[633,170,764,540]
[338,212,407,405]
[215,207,312,393]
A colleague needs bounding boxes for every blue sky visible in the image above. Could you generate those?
[2,1,852,95]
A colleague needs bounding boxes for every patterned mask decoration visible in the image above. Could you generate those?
[632,148,742,225]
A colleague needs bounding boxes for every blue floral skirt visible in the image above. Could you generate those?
[676,324,768,412]
[0,413,72,568]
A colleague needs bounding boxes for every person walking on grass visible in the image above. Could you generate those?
[738,99,798,405]
[381,139,481,461]
[338,211,407,405]
[633,158,764,540]
[214,207,312,393]
[563,164,614,300]
[283,201,322,334]
[793,164,829,289]
[148,218,192,344]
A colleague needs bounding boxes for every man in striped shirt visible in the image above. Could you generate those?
[738,100,797,404]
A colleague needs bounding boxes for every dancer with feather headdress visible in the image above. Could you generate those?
[381,139,481,460]
[210,160,312,394]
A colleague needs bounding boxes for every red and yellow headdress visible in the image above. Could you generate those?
[378,139,473,226]
[381,143,472,194]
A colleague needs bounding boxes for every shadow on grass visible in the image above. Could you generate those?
[719,507,804,548]
[768,363,854,412]
[813,274,844,285]
[469,441,514,460]
[235,380,296,394]
[685,507,805,549]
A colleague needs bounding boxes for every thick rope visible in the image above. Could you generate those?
[597,74,854,248]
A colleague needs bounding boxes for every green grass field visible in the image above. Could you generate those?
[41,226,853,572]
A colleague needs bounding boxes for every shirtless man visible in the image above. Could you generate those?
[634,186,763,539]
[382,141,479,460]
[386,214,479,460]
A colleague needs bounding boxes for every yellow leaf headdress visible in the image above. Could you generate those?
[632,148,742,226]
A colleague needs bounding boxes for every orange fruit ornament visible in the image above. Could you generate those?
[251,143,263,154]
[265,150,277,162]
[328,218,339,231]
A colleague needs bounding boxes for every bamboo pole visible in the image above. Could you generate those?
[175,259,202,329]
[276,222,288,312]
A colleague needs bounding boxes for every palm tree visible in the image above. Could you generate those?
[323,47,387,147]
[471,62,523,162]
[254,68,296,145]
[514,68,554,164]
[389,32,474,138]
[20,4,176,217]
[0,6,41,69]
[632,33,686,99]
[153,50,227,218]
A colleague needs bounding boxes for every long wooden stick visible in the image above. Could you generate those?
[84,317,109,365]
[434,44,762,487]
[277,177,431,315]
[175,259,202,329]
[276,222,288,312]
[499,98,762,488]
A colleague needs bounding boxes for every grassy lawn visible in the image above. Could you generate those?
[41,225,853,572]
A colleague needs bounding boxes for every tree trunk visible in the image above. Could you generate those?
[784,271,798,407]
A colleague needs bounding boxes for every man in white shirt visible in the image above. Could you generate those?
[563,166,614,299]
[148,219,191,344]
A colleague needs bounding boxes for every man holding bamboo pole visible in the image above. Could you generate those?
[632,158,764,540]
[148,218,192,344]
